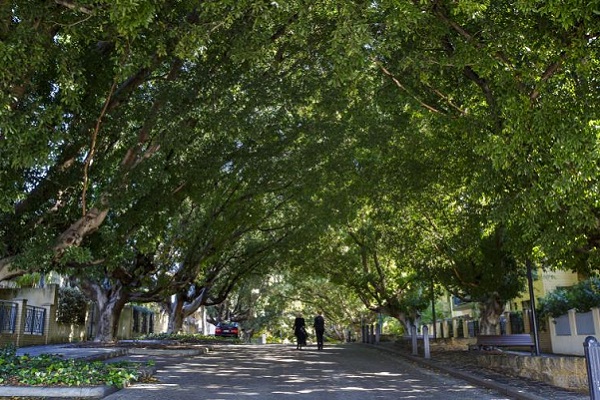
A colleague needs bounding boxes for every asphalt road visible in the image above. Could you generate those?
[103,343,515,400]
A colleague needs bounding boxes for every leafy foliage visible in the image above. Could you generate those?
[56,287,88,325]
[538,278,600,318]
[537,288,573,319]
[0,347,142,388]
[1,0,600,339]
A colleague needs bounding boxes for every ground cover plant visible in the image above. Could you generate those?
[0,346,142,388]
[142,332,241,344]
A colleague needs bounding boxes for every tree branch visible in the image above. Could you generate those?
[377,62,444,114]
[530,53,565,101]
[55,0,93,15]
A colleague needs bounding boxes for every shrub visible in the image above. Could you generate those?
[56,287,88,325]
[537,278,600,318]
[571,277,600,312]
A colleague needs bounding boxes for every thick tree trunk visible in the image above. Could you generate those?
[166,288,207,334]
[82,281,129,342]
[478,293,506,335]
[167,295,185,334]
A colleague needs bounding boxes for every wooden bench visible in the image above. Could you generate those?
[469,334,535,354]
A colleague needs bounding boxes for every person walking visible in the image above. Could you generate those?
[293,313,307,350]
[314,311,325,350]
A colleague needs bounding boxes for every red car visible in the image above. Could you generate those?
[215,322,239,338]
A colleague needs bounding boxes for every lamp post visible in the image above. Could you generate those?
[526,258,541,356]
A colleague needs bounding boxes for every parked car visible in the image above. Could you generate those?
[215,322,239,338]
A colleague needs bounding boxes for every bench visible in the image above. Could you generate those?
[469,334,535,354]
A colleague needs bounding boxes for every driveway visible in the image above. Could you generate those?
[103,343,514,399]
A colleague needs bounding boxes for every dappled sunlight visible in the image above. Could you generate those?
[338,386,397,391]
[373,371,403,377]
[126,383,179,391]
[110,344,512,399]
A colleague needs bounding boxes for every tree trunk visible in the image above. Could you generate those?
[166,288,207,334]
[167,295,185,334]
[82,281,129,342]
[478,293,506,335]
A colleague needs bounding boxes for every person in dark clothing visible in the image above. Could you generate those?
[293,314,307,350]
[314,311,325,350]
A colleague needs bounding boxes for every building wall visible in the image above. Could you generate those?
[540,269,579,294]
[509,268,579,311]
[0,285,162,347]
[0,286,57,347]
[0,285,57,307]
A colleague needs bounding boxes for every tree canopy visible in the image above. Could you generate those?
[1,0,599,339]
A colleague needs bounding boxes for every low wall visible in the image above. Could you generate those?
[550,308,600,356]
[50,323,87,343]
[476,352,588,392]
[396,337,588,392]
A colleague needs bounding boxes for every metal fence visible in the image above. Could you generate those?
[0,301,17,333]
[24,305,46,335]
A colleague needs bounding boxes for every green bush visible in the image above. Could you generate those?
[56,287,88,325]
[538,278,600,318]
[571,278,600,312]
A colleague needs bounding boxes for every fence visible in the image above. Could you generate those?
[24,305,46,335]
[0,286,164,346]
[429,310,529,340]
[132,306,154,335]
[0,299,52,347]
[550,308,600,356]
[115,304,158,339]
[0,301,17,333]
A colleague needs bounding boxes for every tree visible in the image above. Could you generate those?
[0,1,373,340]
[0,0,356,276]
[335,0,600,328]
[367,0,600,267]
[313,206,432,333]
[3,1,599,342]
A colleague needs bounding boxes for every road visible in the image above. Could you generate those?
[104,343,514,400]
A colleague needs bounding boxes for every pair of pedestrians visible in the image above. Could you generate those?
[293,311,325,350]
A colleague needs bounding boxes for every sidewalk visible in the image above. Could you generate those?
[371,342,589,400]
[16,342,129,360]
[15,341,211,360]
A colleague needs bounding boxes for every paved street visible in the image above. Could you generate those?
[103,343,513,399]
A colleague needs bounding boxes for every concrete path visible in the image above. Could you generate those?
[16,343,128,360]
